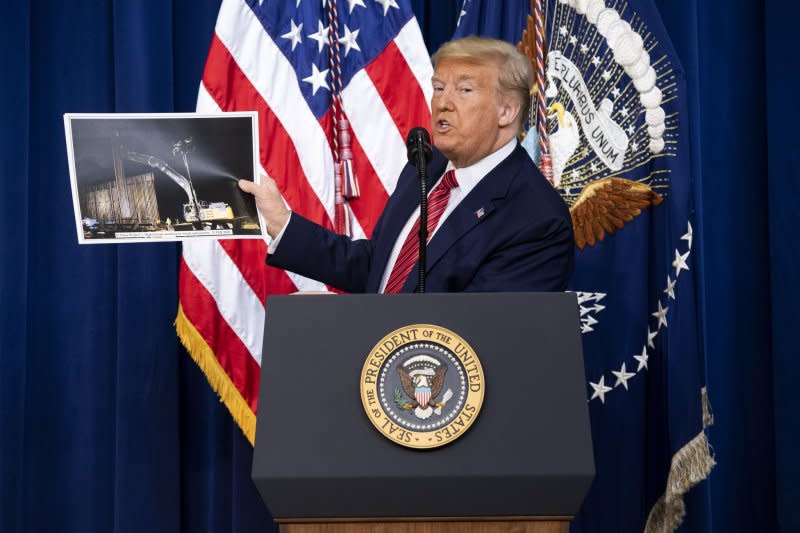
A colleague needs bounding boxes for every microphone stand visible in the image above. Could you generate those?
[416,150,428,293]
[405,126,432,293]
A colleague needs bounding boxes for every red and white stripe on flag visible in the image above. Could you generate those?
[176,0,432,444]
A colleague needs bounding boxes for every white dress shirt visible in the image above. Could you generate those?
[378,138,517,292]
[269,138,518,293]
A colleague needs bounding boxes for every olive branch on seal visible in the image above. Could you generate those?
[393,388,414,410]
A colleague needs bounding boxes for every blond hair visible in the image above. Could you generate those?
[432,36,534,130]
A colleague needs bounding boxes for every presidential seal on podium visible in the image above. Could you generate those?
[360,324,485,449]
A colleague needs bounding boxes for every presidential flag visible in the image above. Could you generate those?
[176,0,432,444]
[454,0,714,530]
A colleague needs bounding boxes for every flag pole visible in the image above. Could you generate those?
[533,0,553,185]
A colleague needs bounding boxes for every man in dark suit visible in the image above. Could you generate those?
[239,36,573,293]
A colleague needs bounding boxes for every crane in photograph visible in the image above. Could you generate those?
[123,138,233,225]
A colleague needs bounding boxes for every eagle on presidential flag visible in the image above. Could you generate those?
[456,0,713,531]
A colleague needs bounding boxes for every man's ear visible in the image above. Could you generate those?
[498,98,521,128]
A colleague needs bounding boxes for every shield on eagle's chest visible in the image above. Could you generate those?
[415,387,431,408]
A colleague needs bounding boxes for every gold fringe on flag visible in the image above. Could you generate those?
[175,304,256,446]
[644,388,716,532]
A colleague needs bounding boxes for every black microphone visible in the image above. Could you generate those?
[405,127,431,293]
[406,126,432,168]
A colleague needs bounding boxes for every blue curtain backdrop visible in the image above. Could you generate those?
[0,1,796,532]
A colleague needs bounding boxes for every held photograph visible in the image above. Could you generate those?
[64,112,262,243]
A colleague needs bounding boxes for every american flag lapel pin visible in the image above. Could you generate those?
[475,207,485,219]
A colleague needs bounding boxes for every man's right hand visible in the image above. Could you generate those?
[238,176,291,238]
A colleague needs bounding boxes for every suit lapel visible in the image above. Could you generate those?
[368,150,448,291]
[401,145,526,293]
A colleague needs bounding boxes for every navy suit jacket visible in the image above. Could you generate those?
[267,144,574,293]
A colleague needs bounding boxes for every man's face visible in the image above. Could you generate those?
[430,57,514,168]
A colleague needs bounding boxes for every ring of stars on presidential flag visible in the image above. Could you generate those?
[588,221,693,404]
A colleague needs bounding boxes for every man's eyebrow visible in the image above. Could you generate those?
[431,74,479,83]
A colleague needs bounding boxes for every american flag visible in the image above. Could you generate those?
[176,0,432,444]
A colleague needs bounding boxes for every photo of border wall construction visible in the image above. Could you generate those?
[64,113,262,243]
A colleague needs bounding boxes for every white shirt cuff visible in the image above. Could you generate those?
[267,212,292,254]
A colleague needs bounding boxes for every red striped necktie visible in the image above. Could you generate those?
[384,170,459,293]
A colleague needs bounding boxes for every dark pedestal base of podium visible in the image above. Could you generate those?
[277,517,571,533]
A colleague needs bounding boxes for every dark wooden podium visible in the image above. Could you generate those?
[278,517,569,532]
[252,293,593,532]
